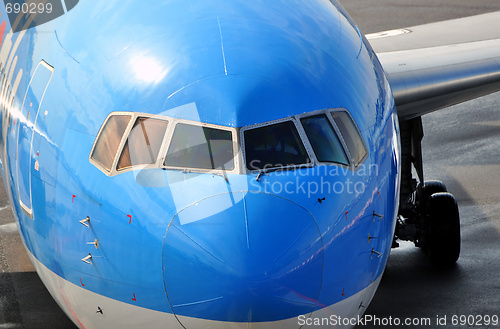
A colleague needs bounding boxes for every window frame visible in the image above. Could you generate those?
[90,112,171,176]
[294,108,368,170]
[328,108,368,169]
[115,115,171,173]
[161,119,240,175]
[240,117,315,173]
[295,110,351,168]
[89,112,134,175]
[90,108,367,177]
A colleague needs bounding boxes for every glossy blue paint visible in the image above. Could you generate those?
[164,192,324,322]
[0,0,399,326]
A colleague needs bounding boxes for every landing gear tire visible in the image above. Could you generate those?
[417,180,447,210]
[424,192,461,267]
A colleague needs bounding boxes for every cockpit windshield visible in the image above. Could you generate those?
[117,117,169,171]
[243,121,310,170]
[164,123,235,170]
[330,111,368,166]
[91,114,131,172]
[90,108,367,176]
[300,114,349,165]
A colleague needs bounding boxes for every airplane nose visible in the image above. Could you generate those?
[162,192,324,326]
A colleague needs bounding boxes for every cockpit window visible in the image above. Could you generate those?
[91,114,131,172]
[117,117,169,171]
[164,123,234,170]
[300,114,349,165]
[244,121,310,170]
[330,111,368,166]
[90,108,366,177]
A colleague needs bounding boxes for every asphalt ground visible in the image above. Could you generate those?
[1,1,500,328]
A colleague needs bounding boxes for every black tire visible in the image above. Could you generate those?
[417,180,447,210]
[425,192,461,267]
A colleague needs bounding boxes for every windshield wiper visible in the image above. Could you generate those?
[255,166,286,181]
[213,171,229,183]
[255,164,312,181]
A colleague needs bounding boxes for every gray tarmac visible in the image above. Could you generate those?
[1,1,500,328]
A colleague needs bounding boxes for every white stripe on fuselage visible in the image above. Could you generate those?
[27,249,382,329]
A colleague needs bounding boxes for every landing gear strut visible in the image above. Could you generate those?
[394,118,461,267]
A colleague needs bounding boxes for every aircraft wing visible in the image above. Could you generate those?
[367,12,500,121]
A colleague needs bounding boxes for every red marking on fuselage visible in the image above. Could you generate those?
[345,211,349,221]
[72,195,76,203]
[127,214,132,224]
[132,293,136,301]
[80,278,85,287]
[342,288,346,296]
[0,20,6,50]
[60,289,87,329]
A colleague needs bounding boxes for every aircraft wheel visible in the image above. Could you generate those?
[417,180,447,210]
[424,192,461,267]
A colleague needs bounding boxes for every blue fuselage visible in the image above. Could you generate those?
[0,0,399,327]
